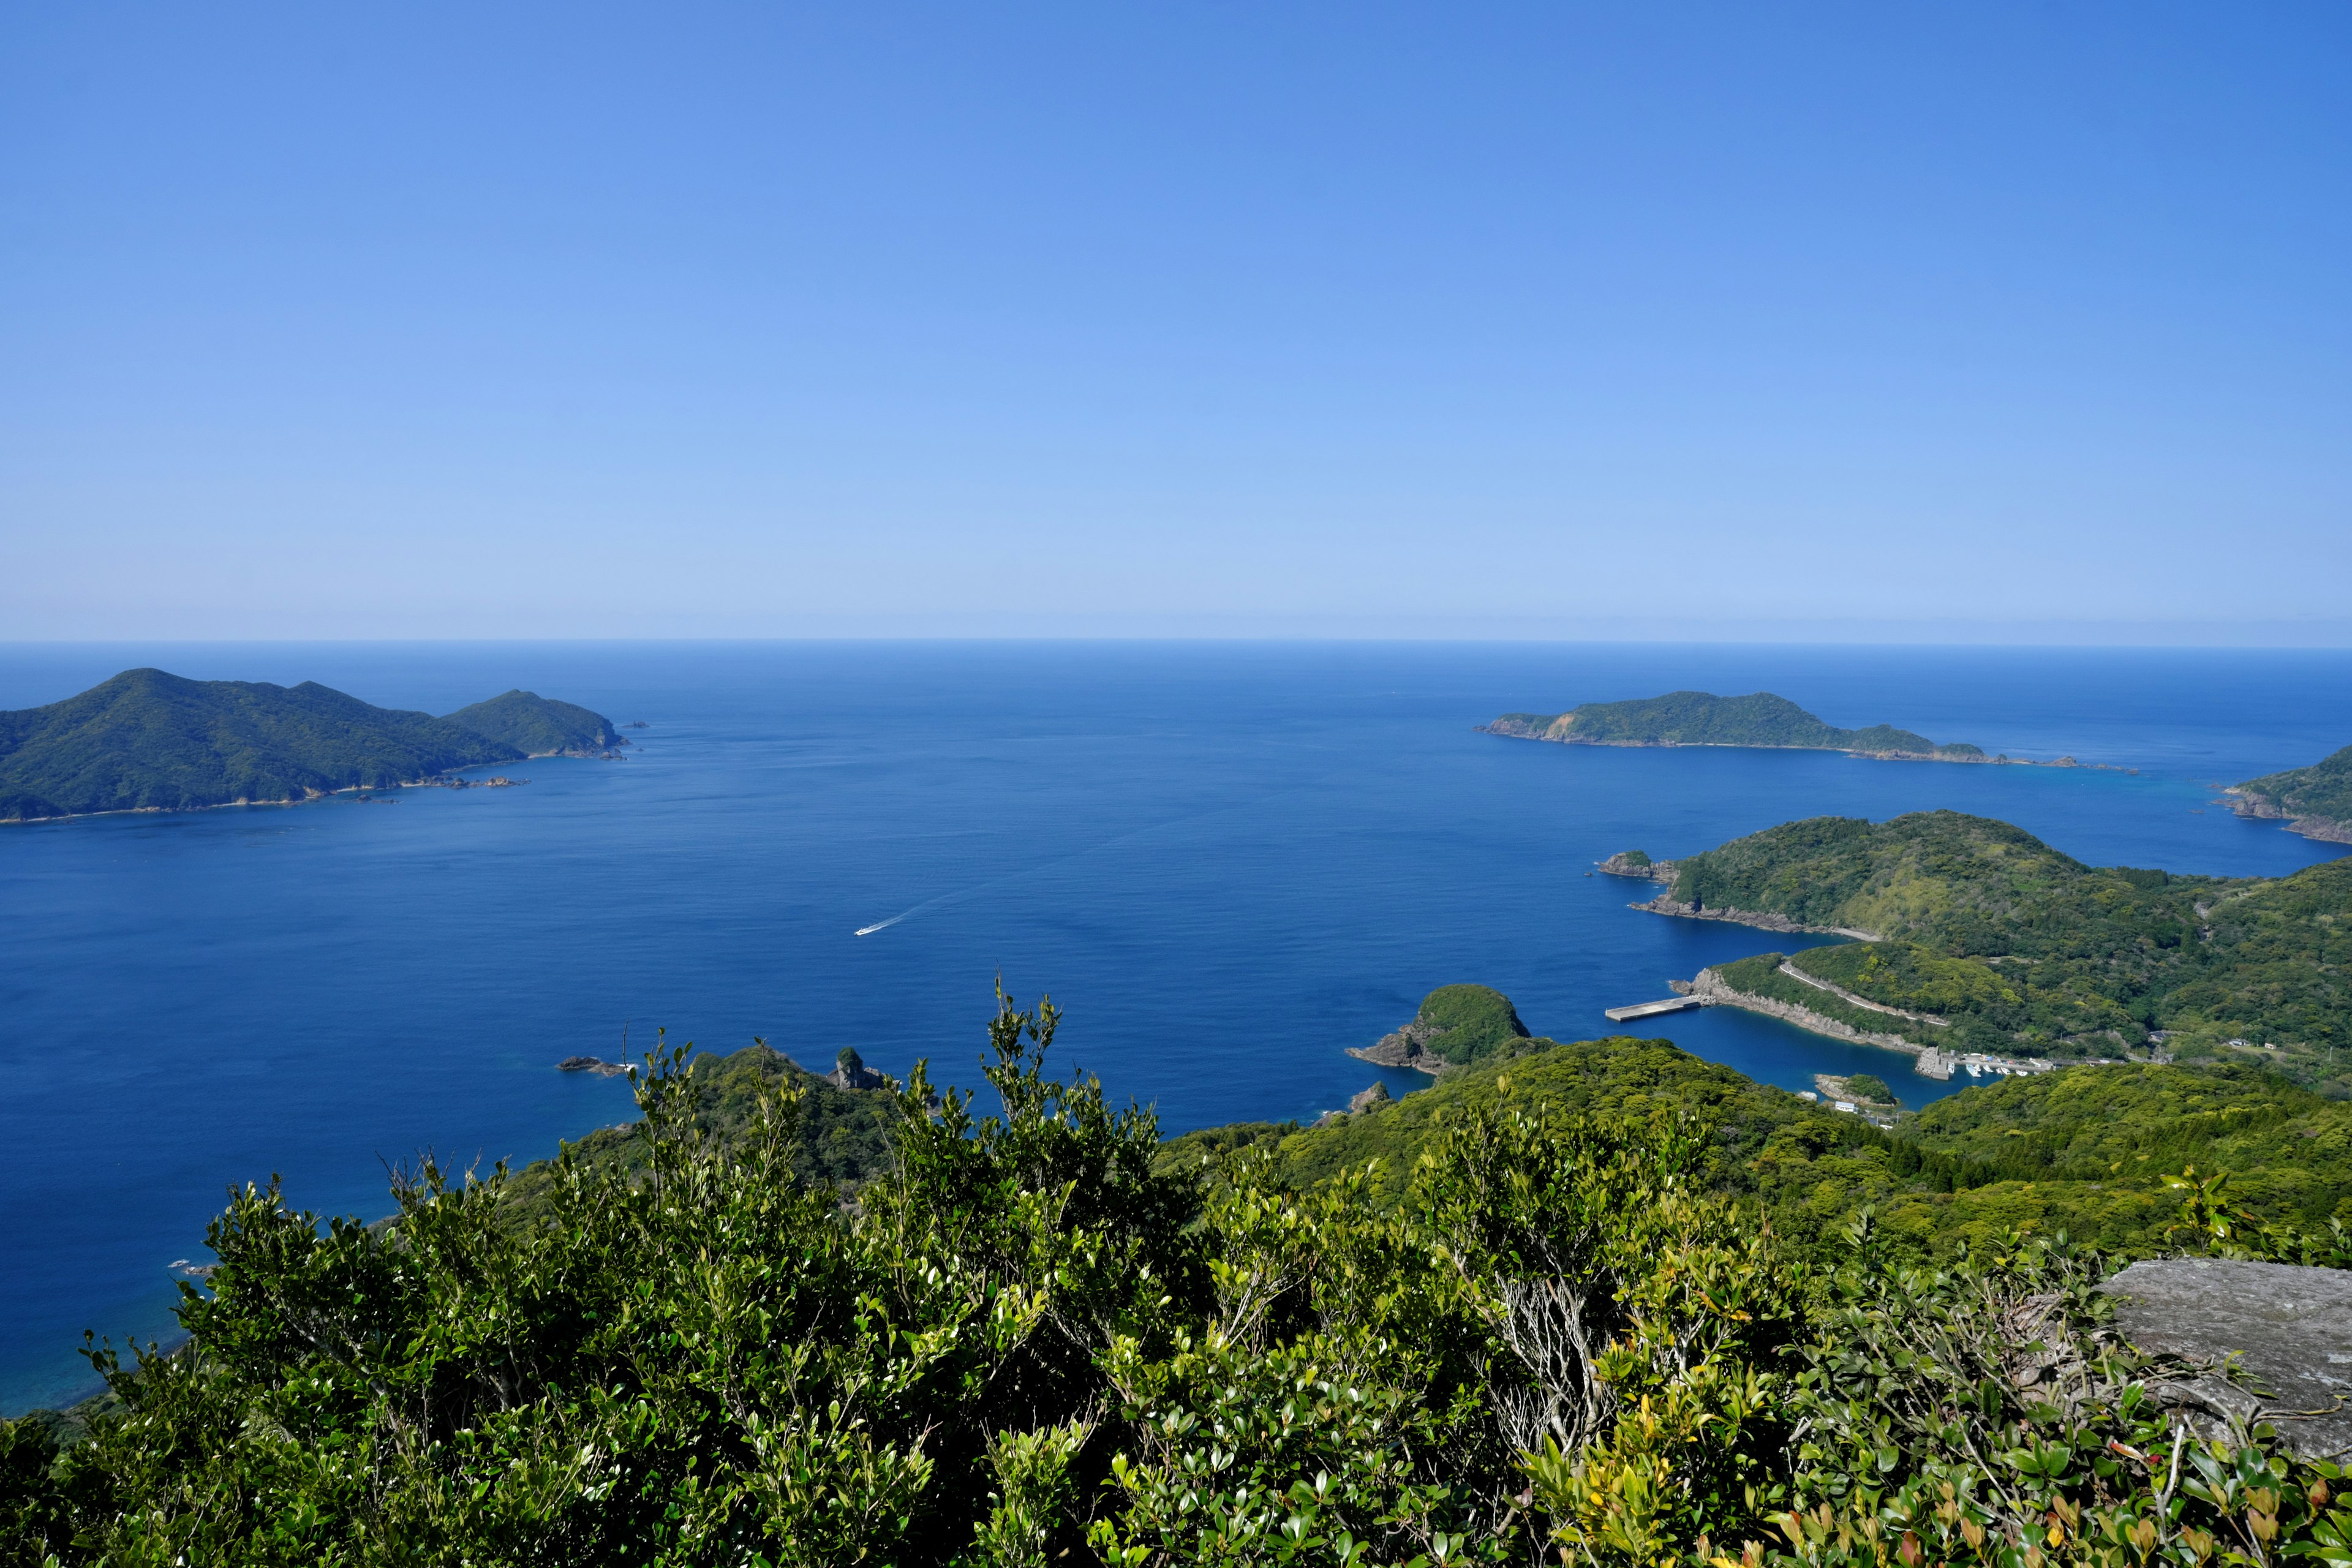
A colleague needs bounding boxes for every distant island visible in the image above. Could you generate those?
[0,669,627,822]
[1482,690,1991,760]
[2230,742,2352,844]
[1632,807,2351,1097]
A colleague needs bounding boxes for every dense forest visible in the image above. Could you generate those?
[1484,691,1983,758]
[440,689,625,760]
[6,993,2350,1565]
[0,669,622,820]
[1666,811,2352,1096]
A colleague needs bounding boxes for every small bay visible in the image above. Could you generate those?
[1,639,2346,1413]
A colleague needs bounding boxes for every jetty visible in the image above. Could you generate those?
[1604,996,1706,1023]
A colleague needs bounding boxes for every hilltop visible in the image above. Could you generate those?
[443,689,625,758]
[1482,689,1986,759]
[2233,742,2352,844]
[0,669,625,821]
[1647,809,2352,1094]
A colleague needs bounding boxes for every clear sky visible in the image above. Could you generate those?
[2,4,2346,643]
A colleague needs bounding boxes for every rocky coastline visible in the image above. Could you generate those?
[1596,851,1676,881]
[2222,787,2352,845]
[557,1056,631,1077]
[1632,891,1879,941]
[1346,1020,1453,1076]
[1479,722,2129,771]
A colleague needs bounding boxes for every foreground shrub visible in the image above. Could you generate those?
[2,992,2345,1566]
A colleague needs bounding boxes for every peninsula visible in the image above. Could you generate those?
[1634,807,2351,1096]
[1482,690,1988,760]
[2230,742,2352,845]
[0,669,627,822]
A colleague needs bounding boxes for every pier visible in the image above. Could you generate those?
[1604,996,1706,1023]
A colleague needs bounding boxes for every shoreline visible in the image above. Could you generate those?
[2220,788,2352,846]
[0,748,606,827]
[1630,892,1879,941]
[1688,965,1929,1058]
[1479,726,2135,772]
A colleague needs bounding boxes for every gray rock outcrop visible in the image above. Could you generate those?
[557,1056,631,1077]
[1348,1021,1450,1075]
[2099,1259,2352,1459]
[829,1047,891,1091]
[1634,892,1879,940]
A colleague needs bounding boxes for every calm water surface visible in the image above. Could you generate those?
[1,641,2346,1411]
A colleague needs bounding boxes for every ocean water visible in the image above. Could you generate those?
[1,641,2346,1414]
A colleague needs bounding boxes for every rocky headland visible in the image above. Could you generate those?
[2223,787,2352,845]
[1597,851,1676,881]
[557,1056,631,1077]
[1347,1018,1454,1075]
[1345,984,1532,1076]
[1632,890,1879,940]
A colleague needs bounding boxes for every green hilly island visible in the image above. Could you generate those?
[1344,982,1531,1071]
[2234,741,2352,843]
[1651,808,2352,1095]
[1483,688,1986,758]
[0,668,625,821]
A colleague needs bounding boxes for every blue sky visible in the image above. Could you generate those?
[3,4,2346,641]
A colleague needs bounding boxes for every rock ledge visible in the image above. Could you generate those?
[2099,1259,2352,1459]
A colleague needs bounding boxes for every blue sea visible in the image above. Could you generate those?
[2,641,2348,1414]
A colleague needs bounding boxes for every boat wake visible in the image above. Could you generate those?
[851,786,1316,939]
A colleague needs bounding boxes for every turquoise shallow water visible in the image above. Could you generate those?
[1,641,2346,1412]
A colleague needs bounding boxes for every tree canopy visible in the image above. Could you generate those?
[7,993,2351,1566]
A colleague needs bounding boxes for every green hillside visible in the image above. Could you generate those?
[443,689,625,757]
[1485,689,1983,757]
[500,1039,897,1226]
[0,669,622,821]
[1168,1023,2352,1257]
[1667,809,2352,1093]
[2237,742,2352,829]
[11,992,2352,1564]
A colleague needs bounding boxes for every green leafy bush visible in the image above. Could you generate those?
[6,995,2350,1566]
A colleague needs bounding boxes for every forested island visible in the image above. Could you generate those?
[1639,809,2352,1096]
[1344,982,1530,1073]
[10,991,2352,1563]
[0,669,625,821]
[2231,742,2352,844]
[1483,689,1991,759]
